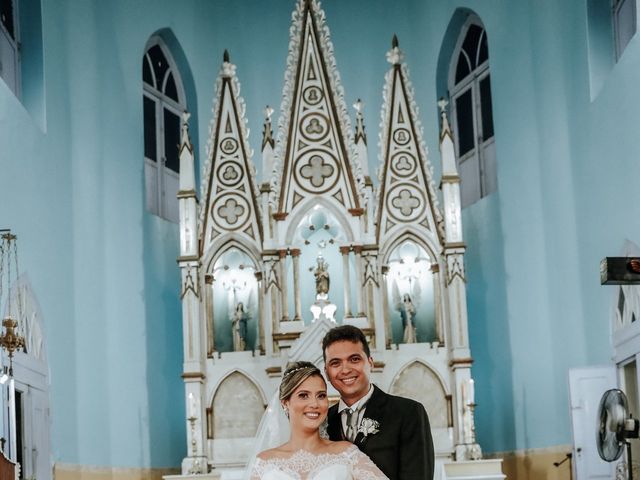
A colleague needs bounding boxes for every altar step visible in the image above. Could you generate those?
[164,473,221,480]
[441,459,506,480]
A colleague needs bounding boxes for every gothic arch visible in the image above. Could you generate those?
[284,196,355,244]
[380,229,440,267]
[204,237,262,275]
[210,370,266,439]
[389,360,449,429]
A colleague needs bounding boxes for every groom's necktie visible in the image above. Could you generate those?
[344,407,359,442]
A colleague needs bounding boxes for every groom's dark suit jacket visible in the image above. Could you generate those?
[327,385,434,480]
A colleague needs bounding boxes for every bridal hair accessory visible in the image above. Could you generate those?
[357,418,380,437]
[283,365,312,379]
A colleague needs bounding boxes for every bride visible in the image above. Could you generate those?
[249,361,388,480]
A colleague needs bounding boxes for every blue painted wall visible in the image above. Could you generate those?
[1,0,638,468]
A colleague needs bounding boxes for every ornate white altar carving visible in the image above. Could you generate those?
[174,1,502,478]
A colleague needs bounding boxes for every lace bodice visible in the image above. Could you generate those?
[250,445,388,480]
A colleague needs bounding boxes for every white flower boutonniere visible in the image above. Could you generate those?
[357,418,380,437]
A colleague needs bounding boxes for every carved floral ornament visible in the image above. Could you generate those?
[300,155,335,187]
[386,184,426,224]
[214,194,250,231]
[392,189,420,216]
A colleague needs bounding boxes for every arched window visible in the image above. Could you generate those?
[613,0,637,60]
[143,37,186,222]
[0,0,20,96]
[449,16,496,208]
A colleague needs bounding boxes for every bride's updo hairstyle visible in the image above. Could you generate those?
[279,361,325,401]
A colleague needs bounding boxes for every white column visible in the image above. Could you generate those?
[262,257,276,356]
[255,271,265,354]
[353,246,365,316]
[279,249,289,321]
[340,246,353,317]
[291,249,302,320]
[205,274,215,356]
[431,263,444,345]
[381,265,392,348]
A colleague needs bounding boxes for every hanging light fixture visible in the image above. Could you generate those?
[0,229,25,375]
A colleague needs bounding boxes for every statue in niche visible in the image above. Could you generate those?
[314,254,330,296]
[400,293,417,344]
[231,301,248,351]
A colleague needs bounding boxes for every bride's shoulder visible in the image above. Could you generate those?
[256,445,290,461]
[323,440,357,455]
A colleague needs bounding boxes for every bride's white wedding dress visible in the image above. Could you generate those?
[249,445,388,480]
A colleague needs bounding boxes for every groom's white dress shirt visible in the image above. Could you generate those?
[337,384,374,438]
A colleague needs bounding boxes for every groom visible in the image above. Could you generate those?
[323,325,434,480]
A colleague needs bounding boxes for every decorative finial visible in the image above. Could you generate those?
[438,97,452,139]
[437,97,448,113]
[353,98,363,114]
[181,111,192,151]
[264,105,274,120]
[386,35,404,65]
[221,50,236,77]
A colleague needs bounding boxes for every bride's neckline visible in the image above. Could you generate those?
[259,444,356,462]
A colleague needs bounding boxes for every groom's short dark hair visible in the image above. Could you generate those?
[322,325,371,360]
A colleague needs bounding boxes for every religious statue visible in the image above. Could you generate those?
[400,293,417,343]
[231,301,248,351]
[314,254,330,296]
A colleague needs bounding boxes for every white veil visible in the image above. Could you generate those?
[243,389,291,479]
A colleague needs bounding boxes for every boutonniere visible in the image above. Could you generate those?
[357,417,380,437]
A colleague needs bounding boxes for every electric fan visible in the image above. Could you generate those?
[596,389,640,480]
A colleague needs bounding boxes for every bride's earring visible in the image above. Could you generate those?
[282,404,289,419]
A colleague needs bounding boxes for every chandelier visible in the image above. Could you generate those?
[0,229,25,376]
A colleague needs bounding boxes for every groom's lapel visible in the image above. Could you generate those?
[354,385,387,449]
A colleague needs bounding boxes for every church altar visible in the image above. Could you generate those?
[170,0,504,478]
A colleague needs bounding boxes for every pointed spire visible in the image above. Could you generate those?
[270,0,364,216]
[438,97,452,140]
[223,49,230,63]
[180,111,192,149]
[262,105,275,181]
[392,34,399,48]
[353,99,369,176]
[262,105,275,151]
[376,35,444,244]
[199,46,263,250]
[179,111,195,194]
[438,97,458,178]
[353,99,367,145]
